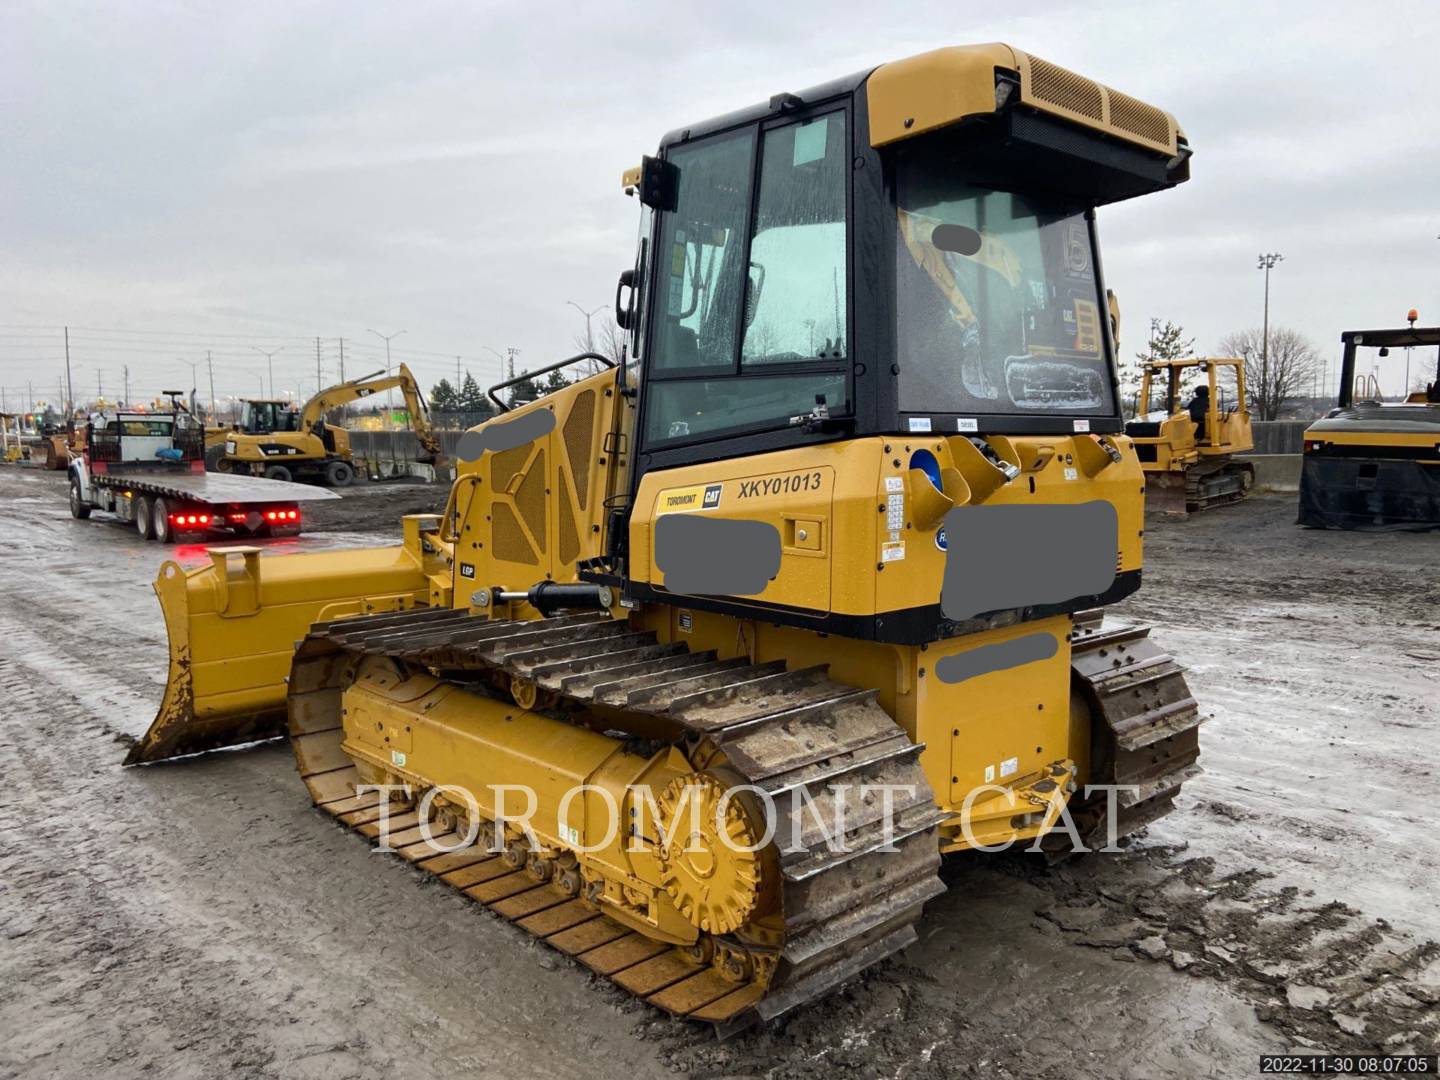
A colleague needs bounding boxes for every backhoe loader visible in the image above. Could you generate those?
[1126,356,1254,515]
[209,363,445,485]
[126,44,1202,1031]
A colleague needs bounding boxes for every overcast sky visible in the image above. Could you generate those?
[3,0,1438,411]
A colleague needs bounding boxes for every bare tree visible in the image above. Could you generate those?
[572,313,627,373]
[1216,325,1319,420]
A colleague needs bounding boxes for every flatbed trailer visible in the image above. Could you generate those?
[67,409,339,543]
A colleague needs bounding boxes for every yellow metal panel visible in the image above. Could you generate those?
[454,369,625,603]
[867,42,1178,157]
[1304,429,1438,450]
[926,615,1072,808]
[630,435,1143,623]
[867,43,1017,147]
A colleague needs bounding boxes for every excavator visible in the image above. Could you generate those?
[124,44,1202,1030]
[1125,356,1254,515]
[208,363,445,485]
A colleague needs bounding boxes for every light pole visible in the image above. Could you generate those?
[182,359,202,418]
[1257,253,1283,419]
[567,300,607,372]
[367,328,406,422]
[251,346,284,398]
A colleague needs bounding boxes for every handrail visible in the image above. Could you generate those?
[1353,374,1382,403]
[487,352,615,412]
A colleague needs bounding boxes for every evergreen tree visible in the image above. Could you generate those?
[542,368,571,395]
[1125,319,1195,415]
[458,372,483,410]
[430,378,458,412]
[507,371,542,406]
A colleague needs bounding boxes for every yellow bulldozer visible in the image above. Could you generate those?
[125,43,1202,1030]
[1126,356,1254,516]
[208,363,445,485]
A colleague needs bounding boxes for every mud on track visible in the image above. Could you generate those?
[1,467,1436,1079]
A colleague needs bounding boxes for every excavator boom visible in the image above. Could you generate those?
[298,363,445,464]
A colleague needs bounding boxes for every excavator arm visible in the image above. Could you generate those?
[298,363,446,466]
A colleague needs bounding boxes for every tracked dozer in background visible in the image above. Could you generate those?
[126,44,1203,1031]
[1125,356,1254,516]
[208,363,445,486]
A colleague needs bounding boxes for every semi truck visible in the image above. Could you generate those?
[67,405,339,542]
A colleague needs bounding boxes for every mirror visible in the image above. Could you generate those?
[638,155,678,212]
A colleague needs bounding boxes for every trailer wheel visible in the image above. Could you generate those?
[324,460,355,487]
[263,464,292,482]
[152,498,172,544]
[69,479,91,519]
[135,496,156,540]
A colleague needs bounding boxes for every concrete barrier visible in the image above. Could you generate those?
[1237,453,1302,492]
[1251,421,1310,455]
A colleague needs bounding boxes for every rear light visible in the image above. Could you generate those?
[288,509,298,520]
[1303,440,1318,453]
[265,510,277,521]
[230,513,245,522]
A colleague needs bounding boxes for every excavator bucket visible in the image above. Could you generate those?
[127,524,441,765]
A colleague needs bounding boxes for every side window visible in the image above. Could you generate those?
[742,113,847,364]
[653,129,755,372]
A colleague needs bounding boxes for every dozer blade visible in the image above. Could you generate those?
[1142,471,1190,517]
[127,543,434,765]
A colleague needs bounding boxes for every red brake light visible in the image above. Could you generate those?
[288,510,298,520]
[265,510,276,521]
[198,514,209,524]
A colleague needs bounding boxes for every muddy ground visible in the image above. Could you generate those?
[0,465,1436,1079]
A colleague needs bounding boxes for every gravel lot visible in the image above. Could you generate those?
[1,465,1436,1079]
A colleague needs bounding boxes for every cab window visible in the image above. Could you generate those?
[652,129,754,373]
[644,111,850,447]
[742,114,847,364]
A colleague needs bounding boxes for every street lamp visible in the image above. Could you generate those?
[182,359,202,418]
[567,300,607,372]
[1257,252,1283,418]
[367,328,406,421]
[251,346,284,398]
[482,344,521,381]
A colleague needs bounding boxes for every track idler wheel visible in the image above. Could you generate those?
[655,773,763,936]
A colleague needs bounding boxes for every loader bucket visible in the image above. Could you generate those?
[127,541,435,765]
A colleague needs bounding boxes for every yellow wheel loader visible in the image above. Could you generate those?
[127,44,1202,1031]
[209,363,446,485]
[1125,356,1255,516]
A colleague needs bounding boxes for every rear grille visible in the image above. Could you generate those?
[1107,88,1172,148]
[1028,56,1103,121]
[1021,52,1176,154]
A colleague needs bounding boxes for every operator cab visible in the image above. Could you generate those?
[625,44,1191,474]
[238,400,301,435]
